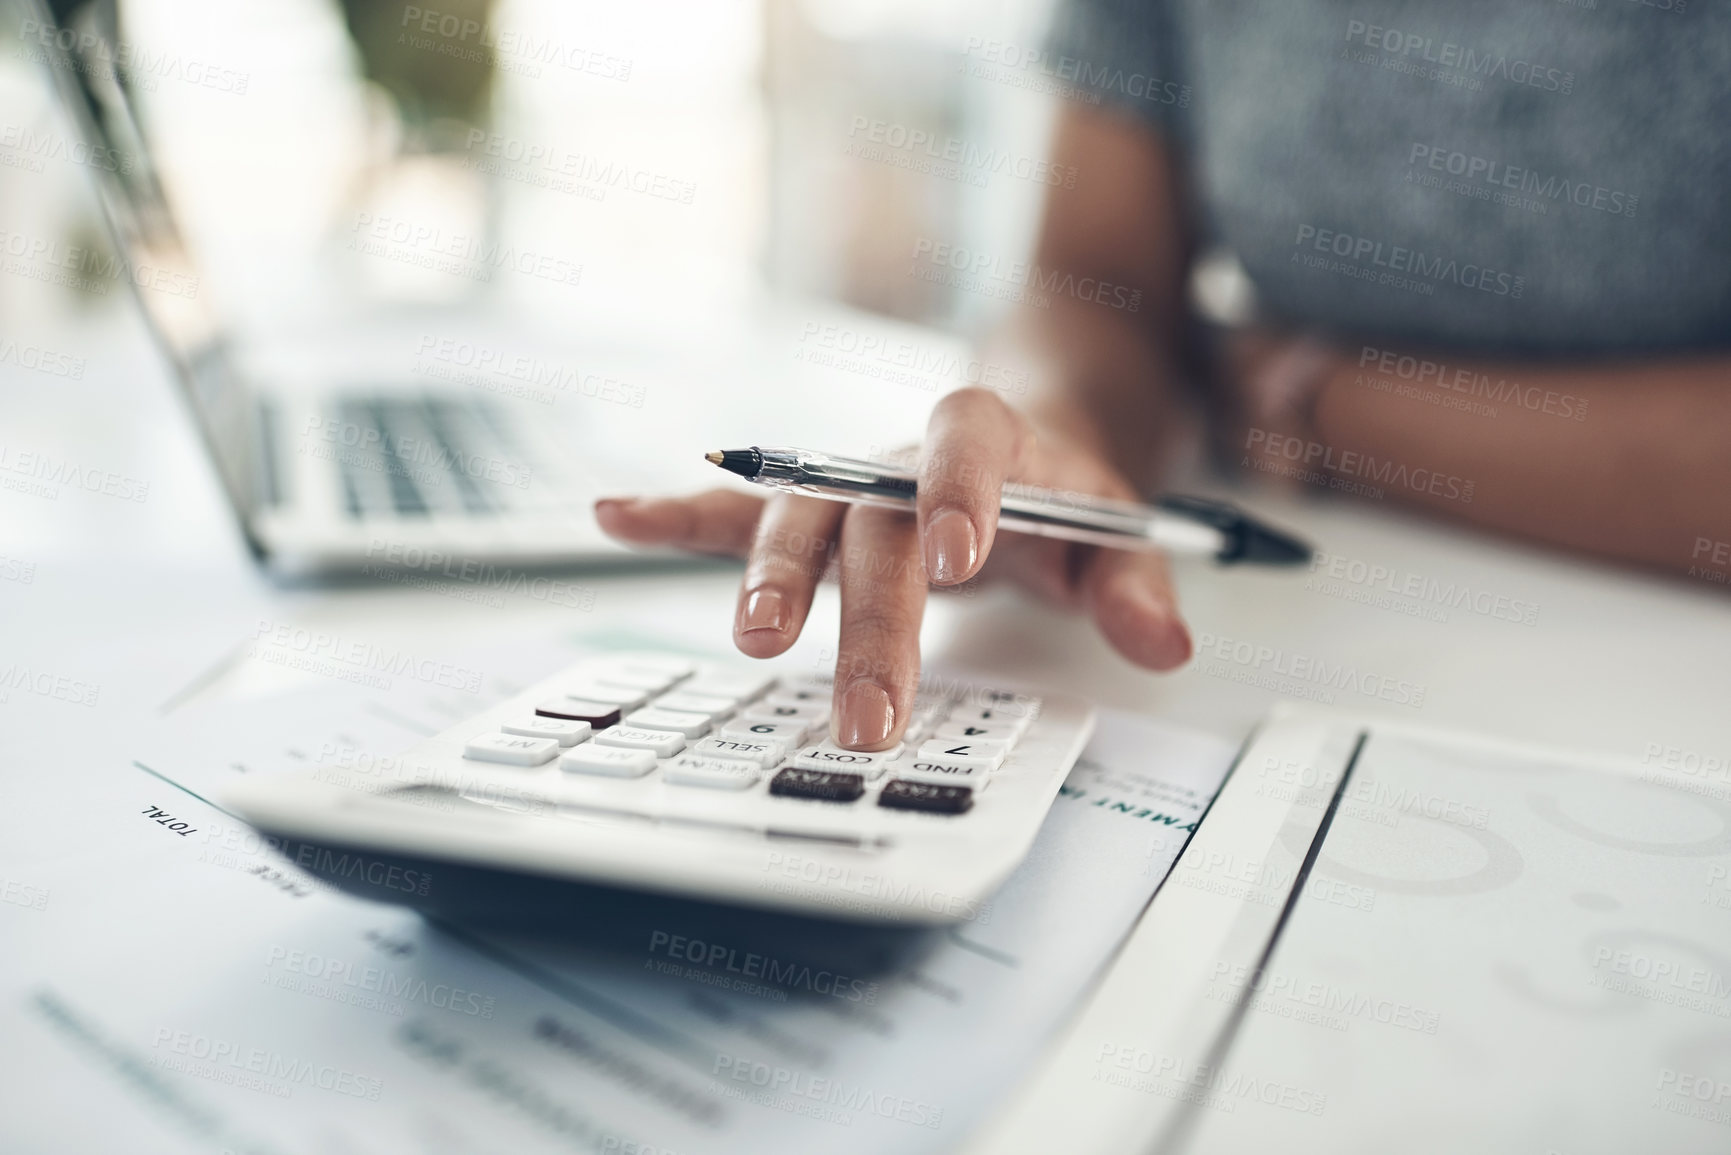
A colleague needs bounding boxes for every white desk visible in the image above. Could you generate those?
[5,295,1730,1153]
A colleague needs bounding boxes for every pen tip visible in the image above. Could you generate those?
[705,447,765,479]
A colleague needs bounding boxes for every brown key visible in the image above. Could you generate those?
[536,697,621,729]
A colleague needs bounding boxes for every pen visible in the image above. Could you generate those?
[705,446,1312,566]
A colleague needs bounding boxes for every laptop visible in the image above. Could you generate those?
[27,0,645,577]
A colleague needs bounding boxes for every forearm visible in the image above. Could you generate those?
[980,105,1196,495]
[1308,351,1731,575]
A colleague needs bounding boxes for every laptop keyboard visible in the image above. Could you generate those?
[330,394,529,518]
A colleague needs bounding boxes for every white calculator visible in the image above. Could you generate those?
[224,652,1095,925]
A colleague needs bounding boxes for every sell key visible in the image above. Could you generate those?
[692,735,786,768]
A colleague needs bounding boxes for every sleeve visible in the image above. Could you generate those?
[1043,0,1190,134]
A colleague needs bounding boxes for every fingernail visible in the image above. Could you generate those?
[836,680,895,749]
[737,587,789,635]
[1163,617,1194,665]
[1132,587,1192,666]
[924,508,979,585]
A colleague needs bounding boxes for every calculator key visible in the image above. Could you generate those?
[664,689,749,714]
[464,732,561,766]
[683,671,776,700]
[879,779,974,814]
[917,738,1008,771]
[897,757,992,788]
[932,721,1021,745]
[612,654,698,677]
[900,703,949,744]
[769,767,865,803]
[912,686,956,711]
[664,755,761,790]
[502,717,592,747]
[591,668,679,692]
[692,735,787,767]
[763,688,827,708]
[563,682,650,710]
[945,705,1032,734]
[536,698,622,728]
[780,674,833,695]
[792,741,902,779]
[653,692,738,720]
[593,726,687,757]
[561,744,657,778]
[960,689,1040,718]
[624,707,713,739]
[741,702,829,727]
[719,719,809,746]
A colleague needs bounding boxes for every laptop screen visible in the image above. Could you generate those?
[25,0,260,528]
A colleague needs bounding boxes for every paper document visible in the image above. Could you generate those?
[0,636,1233,1154]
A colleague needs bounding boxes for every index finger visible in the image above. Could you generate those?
[917,387,1034,587]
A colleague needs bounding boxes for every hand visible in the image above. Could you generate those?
[594,388,1192,751]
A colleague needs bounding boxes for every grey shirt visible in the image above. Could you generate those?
[1049,0,1731,356]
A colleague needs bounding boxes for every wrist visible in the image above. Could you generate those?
[1250,337,1342,440]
